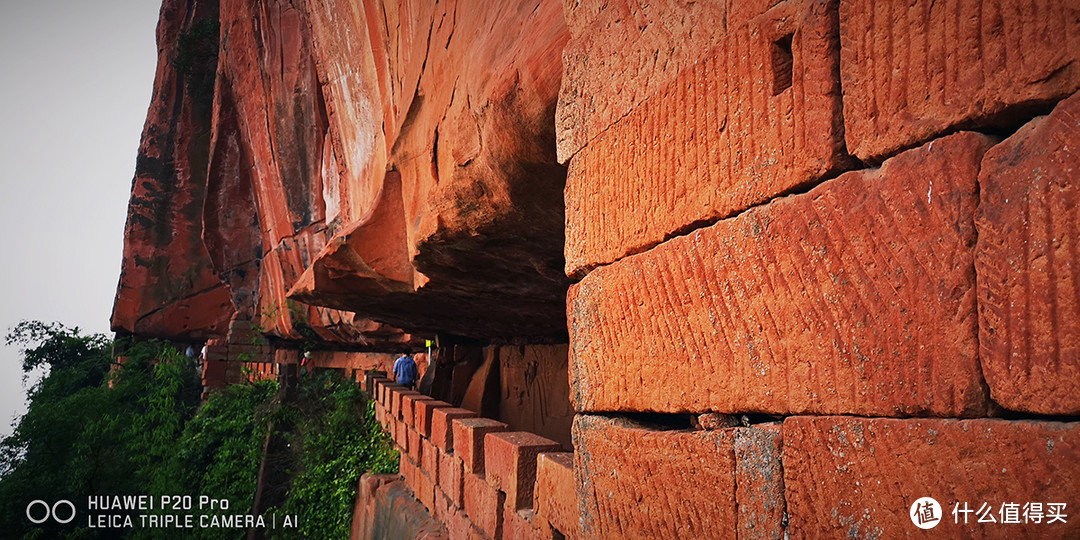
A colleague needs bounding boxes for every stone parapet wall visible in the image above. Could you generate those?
[368,374,576,540]
[371,373,1080,538]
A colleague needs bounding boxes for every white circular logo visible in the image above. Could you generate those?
[25,500,75,524]
[910,497,942,529]
[52,500,76,524]
[25,500,49,524]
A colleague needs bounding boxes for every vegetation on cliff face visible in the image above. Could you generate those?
[0,321,397,539]
[268,373,399,539]
[173,17,220,115]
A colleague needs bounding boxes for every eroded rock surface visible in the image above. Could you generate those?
[113,0,572,344]
[112,0,232,341]
[286,0,570,339]
[976,92,1080,415]
[840,0,1080,162]
[568,132,993,417]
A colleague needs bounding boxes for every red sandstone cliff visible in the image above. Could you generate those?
[113,0,233,342]
[113,0,570,346]
[114,0,1080,538]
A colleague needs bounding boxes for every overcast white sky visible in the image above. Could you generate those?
[0,0,161,437]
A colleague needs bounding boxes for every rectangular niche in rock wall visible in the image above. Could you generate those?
[497,345,574,450]
[562,0,853,277]
[568,132,994,417]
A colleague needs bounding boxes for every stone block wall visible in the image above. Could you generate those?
[369,375,577,540]
[117,0,1080,537]
[559,0,1080,537]
[421,343,573,450]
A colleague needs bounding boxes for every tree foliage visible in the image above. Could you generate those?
[0,321,397,539]
[173,17,220,114]
[0,323,198,539]
[271,372,398,538]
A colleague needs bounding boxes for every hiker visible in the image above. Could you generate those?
[393,352,418,389]
[300,351,313,376]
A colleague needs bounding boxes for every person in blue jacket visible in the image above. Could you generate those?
[393,352,418,389]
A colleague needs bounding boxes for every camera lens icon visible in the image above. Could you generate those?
[26,500,76,524]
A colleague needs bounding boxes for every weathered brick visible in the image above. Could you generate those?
[466,524,486,540]
[396,419,409,454]
[400,456,411,493]
[401,393,434,428]
[439,449,466,509]
[418,468,436,514]
[363,372,375,396]
[534,452,578,539]
[484,432,561,511]
[443,508,466,540]
[394,390,423,420]
[380,381,401,409]
[390,387,403,419]
[574,415,738,538]
[464,472,505,539]
[503,507,549,540]
[557,0,782,162]
[400,454,417,497]
[434,488,454,527]
[408,428,421,464]
[840,0,1080,161]
[386,416,397,447]
[453,417,509,475]
[203,359,226,380]
[784,416,1080,538]
[366,373,389,397]
[735,423,785,540]
[382,383,405,410]
[422,438,439,480]
[203,343,227,362]
[374,402,385,428]
[563,0,852,276]
[976,91,1080,415]
[568,132,993,416]
[445,508,482,540]
[431,408,479,453]
[416,399,453,438]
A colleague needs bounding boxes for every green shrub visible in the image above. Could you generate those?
[269,372,398,538]
[0,321,399,539]
[0,326,200,539]
[173,17,220,114]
